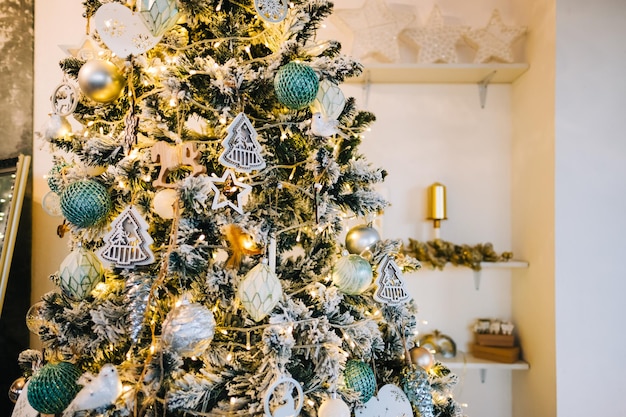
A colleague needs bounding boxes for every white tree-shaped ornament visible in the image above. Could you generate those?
[374,256,410,306]
[98,206,155,268]
[219,113,266,173]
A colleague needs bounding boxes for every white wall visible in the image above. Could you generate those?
[554,1,626,416]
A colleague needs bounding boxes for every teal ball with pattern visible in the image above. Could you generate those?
[27,362,82,415]
[344,359,377,403]
[60,179,112,228]
[274,62,319,109]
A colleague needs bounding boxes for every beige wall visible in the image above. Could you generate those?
[511,0,556,416]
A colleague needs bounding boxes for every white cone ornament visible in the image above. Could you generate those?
[238,261,282,322]
[318,395,350,417]
[332,254,373,295]
[58,246,104,300]
[161,298,216,357]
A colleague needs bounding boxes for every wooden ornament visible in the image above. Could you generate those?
[151,141,206,188]
[263,376,304,417]
[98,206,155,268]
[208,169,252,215]
[374,256,410,306]
[219,112,265,173]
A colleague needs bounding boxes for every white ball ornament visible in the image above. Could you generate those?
[345,224,381,255]
[161,298,216,357]
[78,59,126,103]
[332,254,373,295]
[152,189,179,219]
[318,395,351,417]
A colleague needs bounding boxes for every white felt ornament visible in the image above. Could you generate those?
[62,364,122,416]
[219,113,266,173]
[238,261,282,322]
[311,113,346,138]
[98,206,155,268]
[355,384,413,417]
[94,3,161,57]
[374,256,410,306]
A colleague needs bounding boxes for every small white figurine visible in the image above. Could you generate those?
[63,364,122,416]
[501,321,515,335]
[310,112,346,138]
[489,320,501,334]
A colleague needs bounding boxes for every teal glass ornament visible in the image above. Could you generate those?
[60,179,112,228]
[344,359,377,403]
[274,62,319,110]
[27,362,81,415]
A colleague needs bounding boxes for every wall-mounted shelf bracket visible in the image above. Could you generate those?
[480,368,487,383]
[478,71,497,108]
[473,270,481,290]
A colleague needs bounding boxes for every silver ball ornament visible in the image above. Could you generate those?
[78,59,126,103]
[409,346,435,371]
[161,299,216,357]
[8,376,26,403]
[345,224,380,255]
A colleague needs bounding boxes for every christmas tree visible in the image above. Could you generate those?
[14,1,465,416]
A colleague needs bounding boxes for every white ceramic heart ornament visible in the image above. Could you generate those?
[95,3,161,57]
[355,384,413,417]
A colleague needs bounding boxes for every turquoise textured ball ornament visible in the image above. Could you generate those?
[27,362,81,415]
[344,359,377,403]
[60,179,112,228]
[332,254,373,295]
[274,62,319,109]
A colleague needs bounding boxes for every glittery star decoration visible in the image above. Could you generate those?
[463,9,526,63]
[59,36,108,60]
[208,169,252,215]
[334,0,414,63]
[401,6,468,64]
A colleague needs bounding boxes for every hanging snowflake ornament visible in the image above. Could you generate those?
[139,0,180,37]
[218,113,266,173]
[263,376,304,417]
[50,82,79,117]
[374,256,410,306]
[97,206,155,269]
[208,169,252,215]
[254,0,289,23]
[238,260,282,322]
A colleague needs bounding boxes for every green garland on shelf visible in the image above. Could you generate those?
[401,238,513,271]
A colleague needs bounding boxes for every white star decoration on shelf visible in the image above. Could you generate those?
[334,0,413,63]
[208,169,252,214]
[464,9,526,63]
[401,6,468,64]
[59,36,108,60]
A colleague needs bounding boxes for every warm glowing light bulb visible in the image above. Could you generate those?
[226,352,233,361]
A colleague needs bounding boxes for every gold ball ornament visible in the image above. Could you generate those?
[409,346,435,371]
[26,301,47,334]
[345,224,381,255]
[8,376,26,403]
[78,59,126,103]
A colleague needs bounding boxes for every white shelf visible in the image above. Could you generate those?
[440,351,529,371]
[479,260,529,269]
[346,63,530,84]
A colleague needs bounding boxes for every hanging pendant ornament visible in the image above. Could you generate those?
[332,253,373,295]
[238,260,282,322]
[57,246,104,300]
[139,0,180,37]
[254,0,288,23]
[94,2,161,57]
[208,169,252,215]
[218,113,266,173]
[310,79,346,121]
[355,384,413,417]
[98,206,155,268]
[263,376,304,417]
[50,81,79,117]
[123,111,140,154]
[78,59,126,103]
[151,141,207,188]
[374,256,410,306]
[224,224,263,270]
[161,297,216,357]
[401,365,435,417]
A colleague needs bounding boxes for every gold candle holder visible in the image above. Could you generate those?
[427,182,447,237]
